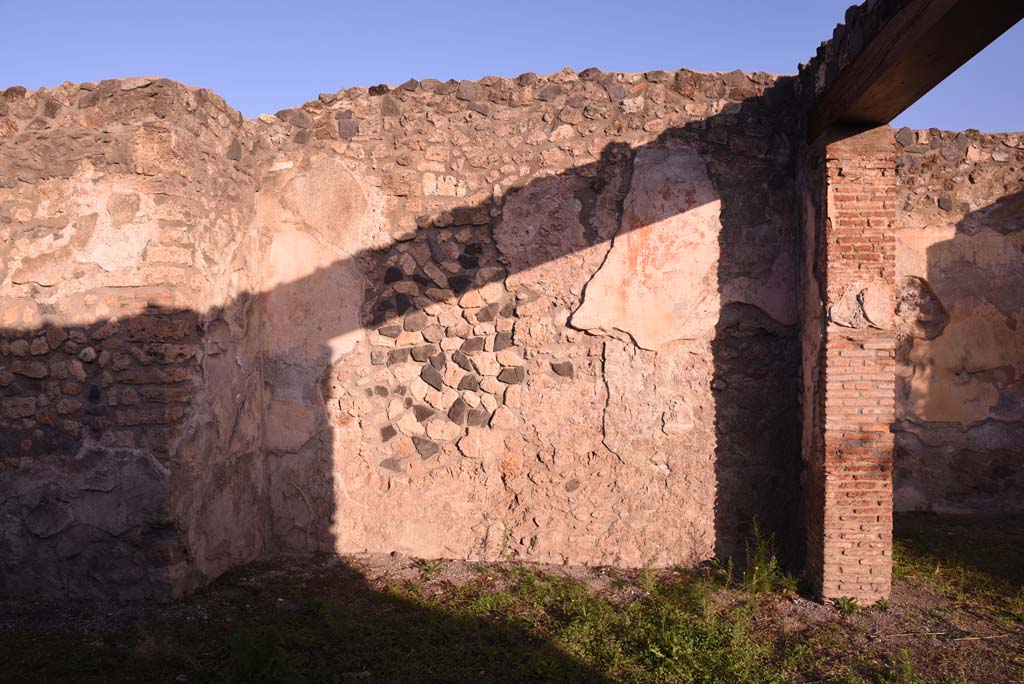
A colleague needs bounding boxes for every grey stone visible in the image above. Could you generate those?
[940,141,965,162]
[413,436,439,459]
[370,350,387,365]
[536,83,565,101]
[895,127,915,147]
[395,294,414,314]
[337,116,359,139]
[388,348,410,365]
[381,96,401,117]
[497,366,526,384]
[493,332,513,351]
[458,374,481,391]
[456,81,486,101]
[410,344,438,362]
[460,337,485,355]
[550,361,574,378]
[429,352,447,370]
[380,425,397,441]
[452,350,475,371]
[421,364,444,391]
[412,404,434,422]
[275,108,312,128]
[476,303,500,322]
[78,90,100,108]
[603,81,628,100]
[467,407,491,427]
[938,196,954,212]
[448,397,469,424]
[422,324,444,343]
[380,457,404,472]
[427,234,447,262]
[404,310,429,332]
[449,275,472,293]
[379,324,402,338]
[41,98,61,118]
[434,80,458,95]
[446,323,471,339]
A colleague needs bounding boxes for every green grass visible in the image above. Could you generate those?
[3,516,1022,684]
[2,561,797,684]
[892,519,1024,625]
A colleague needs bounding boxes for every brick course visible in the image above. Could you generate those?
[810,126,897,603]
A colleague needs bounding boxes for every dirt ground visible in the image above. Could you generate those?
[1,513,1021,683]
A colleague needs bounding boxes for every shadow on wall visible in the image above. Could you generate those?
[895,188,1024,513]
[0,79,804,599]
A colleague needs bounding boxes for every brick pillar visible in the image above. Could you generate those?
[802,126,896,604]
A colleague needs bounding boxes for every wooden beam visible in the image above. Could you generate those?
[808,0,1024,142]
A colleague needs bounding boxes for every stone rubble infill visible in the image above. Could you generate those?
[2,62,805,601]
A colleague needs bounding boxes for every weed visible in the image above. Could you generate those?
[1011,586,1024,622]
[832,596,860,617]
[639,566,658,594]
[629,601,785,684]
[415,558,445,581]
[881,648,925,684]
[707,556,735,586]
[741,518,799,595]
[224,625,308,684]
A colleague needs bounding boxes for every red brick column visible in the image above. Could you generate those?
[804,126,896,604]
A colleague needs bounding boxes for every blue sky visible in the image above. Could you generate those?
[1,1,1020,132]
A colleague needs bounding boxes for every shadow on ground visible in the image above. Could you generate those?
[0,556,614,684]
[3,513,1023,684]
[894,511,1024,588]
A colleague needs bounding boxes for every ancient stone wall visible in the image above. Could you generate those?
[0,79,267,598]
[1,68,803,598]
[253,68,803,568]
[796,0,906,105]
[894,128,1024,514]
